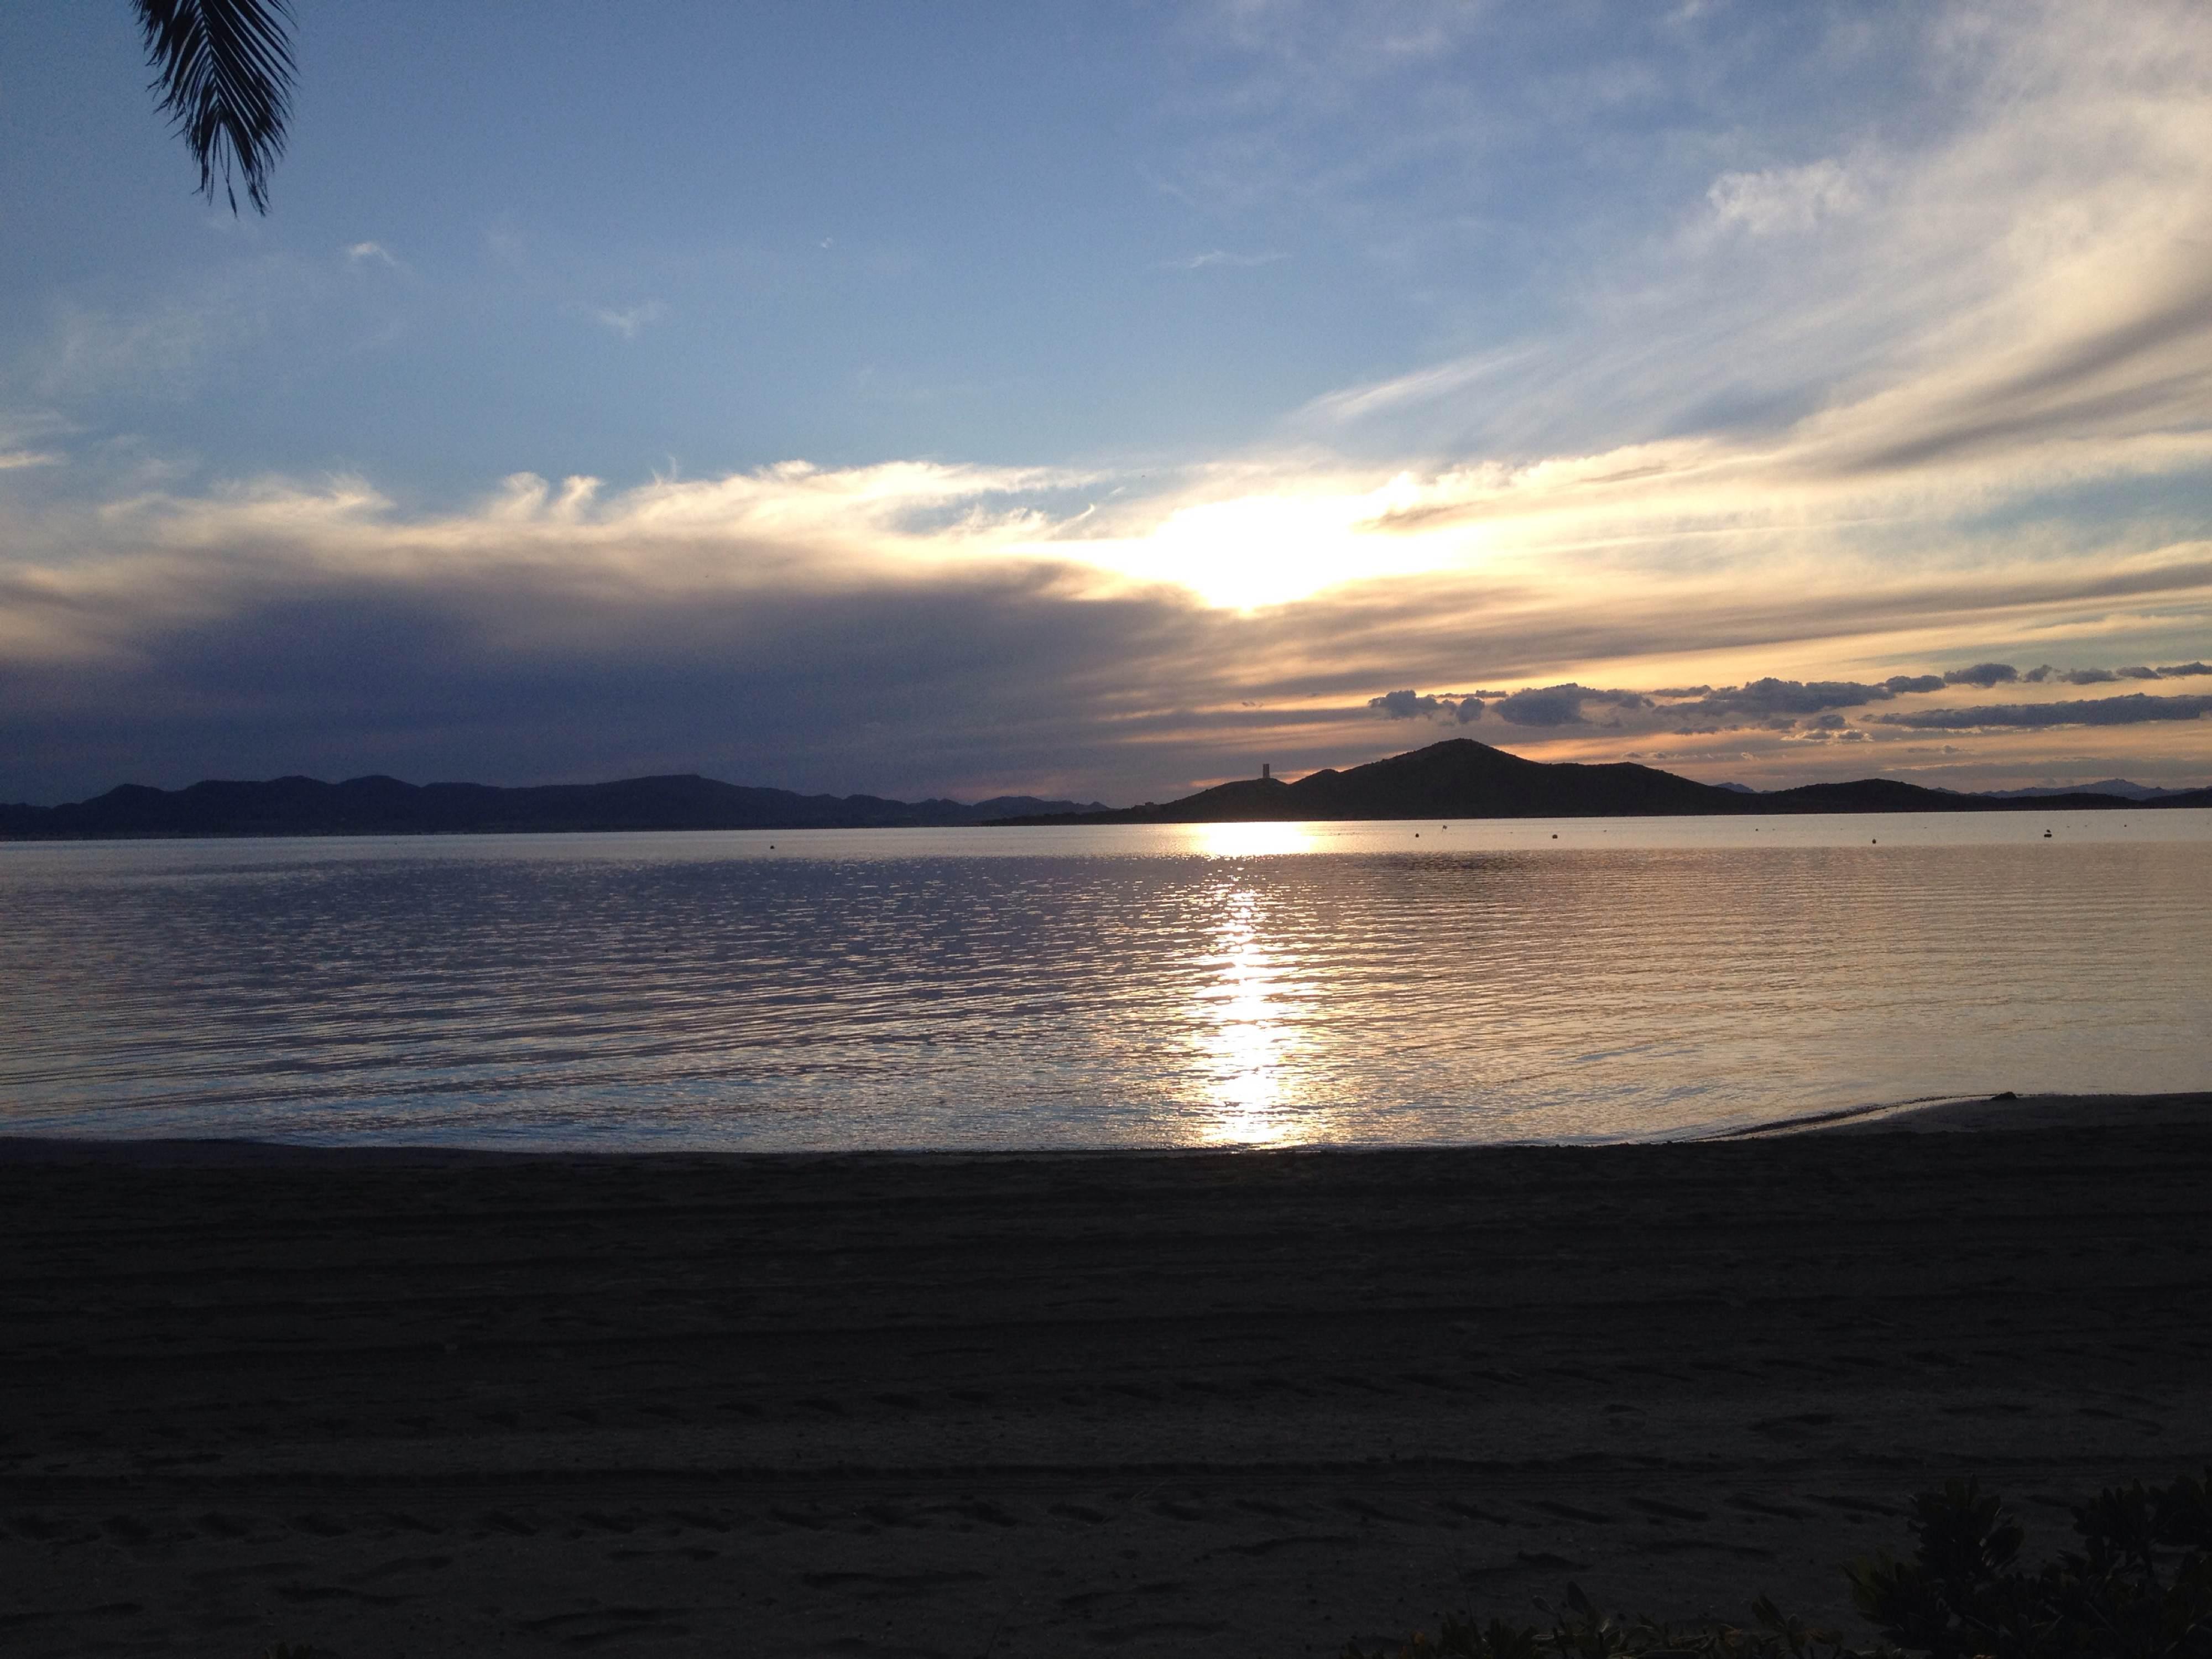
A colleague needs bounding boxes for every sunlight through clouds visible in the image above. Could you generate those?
[1069,475,1441,609]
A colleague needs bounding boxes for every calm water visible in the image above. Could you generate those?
[2,812,2208,1150]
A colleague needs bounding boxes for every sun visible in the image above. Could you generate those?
[1081,476,1443,610]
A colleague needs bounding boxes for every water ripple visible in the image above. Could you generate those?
[2,815,2207,1148]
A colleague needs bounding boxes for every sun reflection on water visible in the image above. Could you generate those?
[1193,881,1316,1146]
[1185,821,1328,859]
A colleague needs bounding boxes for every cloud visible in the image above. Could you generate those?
[1884,675,1944,694]
[588,302,667,340]
[1368,686,1490,722]
[2028,662,2208,684]
[1282,1,2212,564]
[1943,662,2018,688]
[346,242,399,268]
[1296,349,1537,426]
[1490,684,1649,728]
[1707,159,1863,236]
[1161,250,1288,271]
[1490,686,1588,727]
[6,439,2210,802]
[1368,688,1446,718]
[1664,677,1901,722]
[23,253,410,407]
[1869,694,2212,730]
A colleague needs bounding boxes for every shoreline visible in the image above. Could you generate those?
[7,801,2212,848]
[4,1088,2208,1168]
[5,1095,2209,1656]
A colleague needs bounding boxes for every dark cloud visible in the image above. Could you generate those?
[1493,685,1589,726]
[1884,674,1944,694]
[1368,688,1447,719]
[1668,677,1896,722]
[1650,685,1711,698]
[0,564,1247,806]
[1869,693,2212,730]
[1491,684,1650,727]
[1943,662,2018,688]
[1367,688,1488,722]
[1811,712,1848,729]
[2028,663,2208,685]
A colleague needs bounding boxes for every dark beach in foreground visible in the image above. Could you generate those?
[4,1095,2209,1658]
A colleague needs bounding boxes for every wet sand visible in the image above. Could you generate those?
[3,1093,2209,1657]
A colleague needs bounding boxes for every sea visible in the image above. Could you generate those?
[3,811,2208,1151]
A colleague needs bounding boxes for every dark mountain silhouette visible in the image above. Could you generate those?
[993,738,2212,823]
[1979,778,2194,801]
[0,774,1107,842]
[6,742,2205,841]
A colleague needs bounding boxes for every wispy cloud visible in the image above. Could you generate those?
[1705,159,1863,236]
[1297,348,1538,426]
[587,301,667,340]
[1870,693,2212,730]
[1160,249,1288,271]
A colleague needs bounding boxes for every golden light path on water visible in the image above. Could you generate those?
[1185,823,1329,1146]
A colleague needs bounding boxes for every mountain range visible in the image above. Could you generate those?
[1974,778,2200,801]
[0,773,1106,841]
[4,741,2206,841]
[992,739,2212,823]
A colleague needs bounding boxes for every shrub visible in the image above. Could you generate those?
[1347,1472,2212,1659]
[1846,1473,2212,1658]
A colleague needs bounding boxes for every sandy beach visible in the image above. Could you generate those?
[3,1094,2209,1657]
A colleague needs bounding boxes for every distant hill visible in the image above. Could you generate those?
[1977,778,2195,801]
[0,774,1108,842]
[992,738,2212,824]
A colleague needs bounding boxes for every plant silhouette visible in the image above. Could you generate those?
[1349,1472,2212,1659]
[134,0,295,212]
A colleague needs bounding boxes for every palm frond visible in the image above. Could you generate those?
[134,0,296,214]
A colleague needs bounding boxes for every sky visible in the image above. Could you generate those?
[3,0,2211,806]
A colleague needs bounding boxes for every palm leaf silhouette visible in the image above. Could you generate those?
[134,0,296,213]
